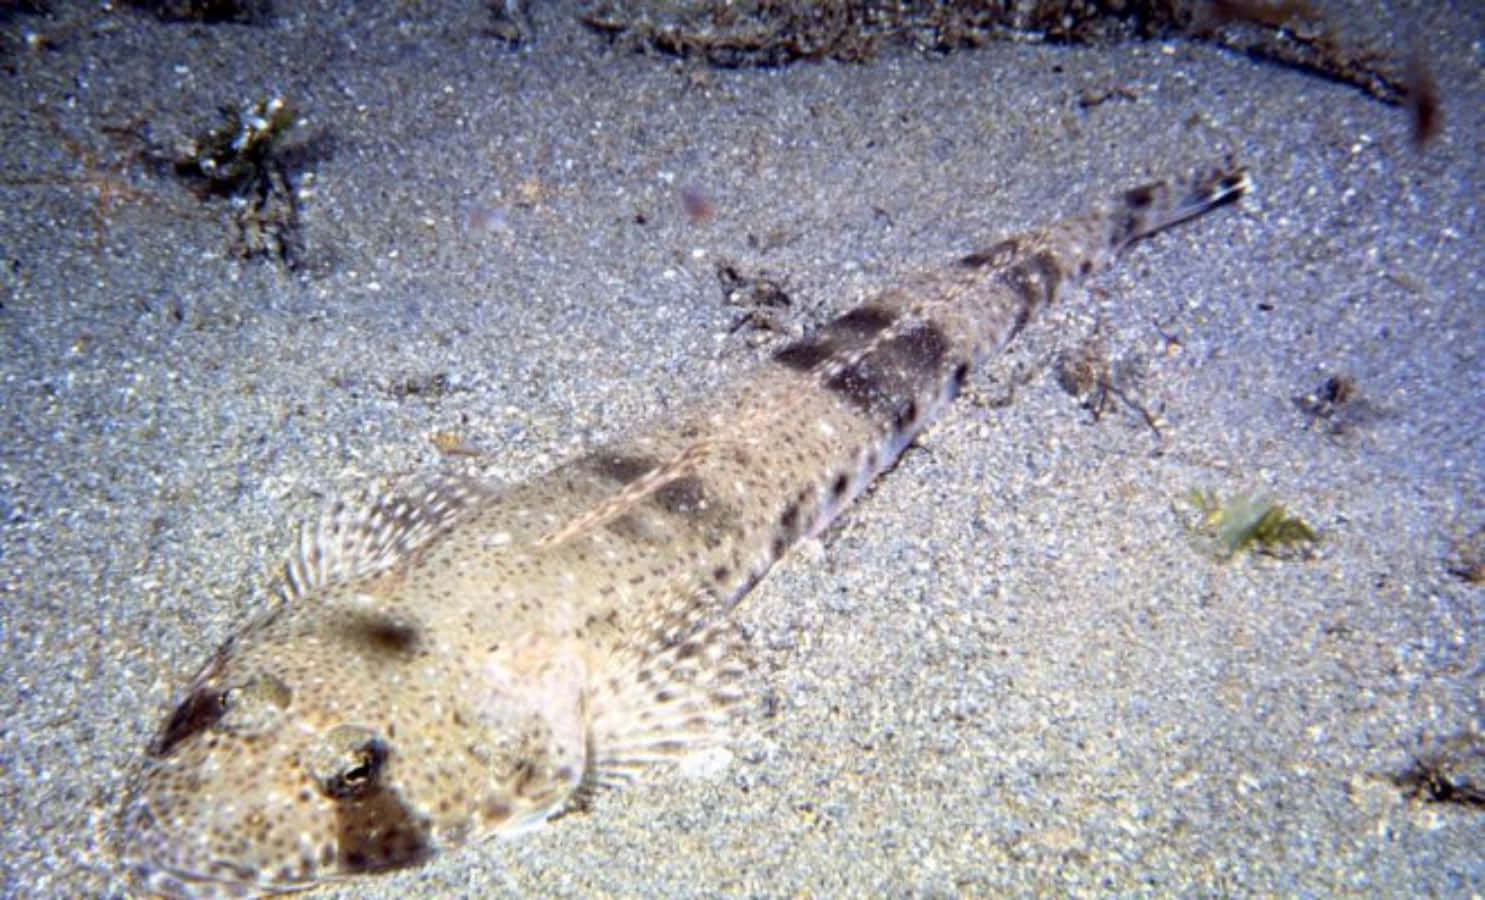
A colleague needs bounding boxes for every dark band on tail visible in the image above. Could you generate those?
[1114,167,1251,250]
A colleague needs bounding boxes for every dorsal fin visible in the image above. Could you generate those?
[273,475,487,601]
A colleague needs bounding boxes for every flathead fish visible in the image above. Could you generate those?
[117,167,1250,896]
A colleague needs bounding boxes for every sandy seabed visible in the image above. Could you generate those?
[1,1,1480,895]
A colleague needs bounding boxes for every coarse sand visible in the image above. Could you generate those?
[1,1,1480,895]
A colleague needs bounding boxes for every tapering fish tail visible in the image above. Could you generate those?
[1112,166,1251,250]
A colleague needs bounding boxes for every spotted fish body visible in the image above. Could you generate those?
[117,168,1250,896]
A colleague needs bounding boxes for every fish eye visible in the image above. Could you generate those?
[308,725,388,800]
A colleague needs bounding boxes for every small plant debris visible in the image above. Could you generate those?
[1077,85,1139,109]
[167,97,315,267]
[171,96,297,198]
[1179,489,1318,560]
[1395,732,1485,808]
[1403,49,1442,148]
[679,183,715,224]
[1054,334,1107,400]
[717,259,793,335]
[485,0,532,45]
[1054,331,1161,437]
[387,372,459,401]
[1444,525,1484,584]
[1292,373,1378,435]
[430,430,483,458]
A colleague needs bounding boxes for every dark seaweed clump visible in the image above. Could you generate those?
[124,0,272,24]
[579,0,1408,102]
[167,97,326,268]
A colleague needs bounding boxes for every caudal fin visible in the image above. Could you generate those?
[1113,167,1251,250]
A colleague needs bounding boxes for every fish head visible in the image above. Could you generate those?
[116,591,590,897]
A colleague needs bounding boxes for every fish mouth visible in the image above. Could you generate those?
[116,785,329,898]
[118,830,336,900]
[116,824,304,900]
[123,860,306,900]
[117,767,439,896]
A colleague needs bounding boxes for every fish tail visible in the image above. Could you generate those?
[1111,166,1252,250]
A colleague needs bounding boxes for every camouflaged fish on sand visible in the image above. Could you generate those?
[118,167,1251,896]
